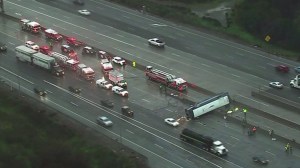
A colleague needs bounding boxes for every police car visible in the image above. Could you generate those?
[112,57,126,66]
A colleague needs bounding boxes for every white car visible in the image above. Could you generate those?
[148,38,165,47]
[112,57,126,66]
[269,82,283,89]
[25,41,39,51]
[78,9,91,16]
[96,78,113,89]
[164,118,179,127]
[112,86,128,97]
[96,116,113,127]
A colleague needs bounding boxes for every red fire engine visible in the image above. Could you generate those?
[44,28,63,41]
[66,37,83,47]
[20,19,41,33]
[145,66,187,91]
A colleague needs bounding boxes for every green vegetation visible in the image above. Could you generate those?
[109,0,300,59]
[0,89,145,168]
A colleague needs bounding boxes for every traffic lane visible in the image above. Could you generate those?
[265,87,300,106]
[2,12,300,107]
[33,0,300,80]
[1,2,284,96]
[190,114,300,168]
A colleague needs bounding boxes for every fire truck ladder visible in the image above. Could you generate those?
[151,69,176,82]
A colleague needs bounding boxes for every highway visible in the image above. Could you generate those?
[1,14,300,168]
[1,1,297,167]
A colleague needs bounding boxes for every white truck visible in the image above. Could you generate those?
[112,86,129,97]
[108,70,127,88]
[15,45,64,76]
[76,64,95,80]
[290,74,300,89]
[96,78,113,89]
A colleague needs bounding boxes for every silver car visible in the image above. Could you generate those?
[78,9,91,16]
[96,116,113,127]
[269,82,283,89]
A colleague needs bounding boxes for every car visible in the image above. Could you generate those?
[269,81,283,89]
[111,86,128,97]
[164,118,179,127]
[0,42,7,52]
[100,99,114,108]
[96,116,113,127]
[25,41,39,51]
[295,66,300,73]
[275,65,289,73]
[73,0,84,5]
[252,156,269,165]
[68,86,81,94]
[39,45,52,55]
[33,87,47,97]
[148,38,165,47]
[61,45,74,53]
[66,37,82,47]
[82,46,96,55]
[121,106,134,118]
[78,9,91,16]
[112,57,126,66]
[98,50,111,60]
[96,78,113,89]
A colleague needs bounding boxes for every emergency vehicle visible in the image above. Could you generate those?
[100,59,113,76]
[50,52,70,68]
[40,46,52,55]
[145,66,187,91]
[66,37,83,47]
[20,19,41,33]
[61,45,78,60]
[76,64,95,80]
[44,28,63,41]
[82,46,97,55]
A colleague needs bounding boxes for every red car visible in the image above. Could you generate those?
[275,65,289,73]
[40,45,52,55]
[66,37,82,47]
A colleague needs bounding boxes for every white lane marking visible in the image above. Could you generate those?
[52,24,66,30]
[197,122,206,126]
[231,74,240,78]
[201,63,211,68]
[15,13,22,16]
[258,65,266,69]
[142,99,150,103]
[267,63,276,66]
[115,34,124,38]
[70,102,78,106]
[47,99,184,168]
[230,136,240,141]
[43,80,235,167]
[8,42,15,45]
[0,66,34,84]
[166,109,173,112]
[265,151,275,156]
[122,15,130,19]
[115,48,134,56]
[38,7,45,10]
[46,90,53,94]
[126,129,134,134]
[171,53,181,57]
[151,24,167,27]
[155,143,164,149]
[237,94,269,107]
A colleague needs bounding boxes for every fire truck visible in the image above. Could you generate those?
[20,19,41,33]
[100,59,113,76]
[145,66,187,91]
[44,28,63,41]
[76,64,95,80]
[50,52,70,68]
[66,59,79,71]
[108,70,127,88]
[40,46,52,55]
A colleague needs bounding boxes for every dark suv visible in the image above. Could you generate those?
[0,42,7,52]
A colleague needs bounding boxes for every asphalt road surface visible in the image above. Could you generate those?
[1,15,300,167]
